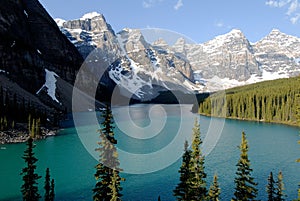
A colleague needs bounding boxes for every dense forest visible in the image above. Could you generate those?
[198,76,300,126]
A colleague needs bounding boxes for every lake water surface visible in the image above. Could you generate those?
[0,104,299,200]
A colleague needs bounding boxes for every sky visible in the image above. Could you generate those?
[39,0,300,44]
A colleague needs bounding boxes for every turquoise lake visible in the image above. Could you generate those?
[0,104,299,200]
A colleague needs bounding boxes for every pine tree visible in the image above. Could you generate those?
[266,172,276,201]
[108,170,121,201]
[232,131,257,201]
[93,105,124,201]
[173,141,193,201]
[158,195,161,201]
[20,137,41,201]
[208,174,221,201]
[275,171,285,201]
[190,118,207,200]
[49,179,55,201]
[44,168,52,201]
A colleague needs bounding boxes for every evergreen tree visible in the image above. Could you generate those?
[232,131,257,201]
[20,137,41,201]
[93,105,124,201]
[190,118,207,200]
[275,171,285,201]
[44,168,51,201]
[208,174,221,201]
[158,195,161,201]
[49,179,55,201]
[108,170,121,201]
[266,172,276,201]
[173,141,193,201]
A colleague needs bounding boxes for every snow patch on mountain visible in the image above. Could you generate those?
[80,12,102,20]
[36,69,60,103]
[54,18,66,27]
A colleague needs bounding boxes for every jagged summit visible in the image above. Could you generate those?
[152,38,169,47]
[55,12,300,93]
[54,18,66,26]
[80,12,102,20]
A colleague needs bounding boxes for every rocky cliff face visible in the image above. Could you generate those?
[172,29,260,81]
[171,29,300,85]
[0,0,83,122]
[253,29,300,76]
[57,12,300,94]
[57,13,198,101]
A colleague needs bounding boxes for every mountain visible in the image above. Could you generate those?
[0,0,83,126]
[171,29,300,90]
[57,12,300,95]
[56,13,200,101]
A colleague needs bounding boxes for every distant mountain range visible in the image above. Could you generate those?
[56,12,300,99]
[1,0,300,126]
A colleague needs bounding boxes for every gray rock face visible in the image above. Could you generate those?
[253,29,300,76]
[57,12,300,94]
[57,14,198,100]
[0,0,83,117]
[171,29,300,83]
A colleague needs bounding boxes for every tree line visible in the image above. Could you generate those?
[20,105,300,200]
[198,77,300,126]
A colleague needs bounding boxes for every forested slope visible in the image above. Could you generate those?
[198,77,300,126]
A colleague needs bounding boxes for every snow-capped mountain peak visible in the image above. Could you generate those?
[54,18,66,27]
[80,12,102,20]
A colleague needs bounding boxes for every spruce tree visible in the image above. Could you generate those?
[232,131,257,201]
[173,141,193,201]
[190,118,207,200]
[275,171,285,201]
[49,179,55,201]
[266,172,276,201]
[93,105,124,201]
[20,137,41,201]
[208,174,221,201]
[44,168,51,201]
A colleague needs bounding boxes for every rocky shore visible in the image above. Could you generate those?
[0,126,58,144]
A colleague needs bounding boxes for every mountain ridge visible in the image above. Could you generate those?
[56,12,300,96]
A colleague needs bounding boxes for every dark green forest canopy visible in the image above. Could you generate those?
[199,76,300,126]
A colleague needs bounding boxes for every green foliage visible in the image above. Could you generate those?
[93,105,124,201]
[190,118,207,200]
[266,172,276,201]
[232,132,257,201]
[44,168,50,201]
[49,179,55,201]
[44,168,54,201]
[199,77,300,126]
[28,115,41,138]
[20,137,41,201]
[275,171,286,201]
[173,141,193,201]
[0,116,8,131]
[208,174,221,201]
[174,119,207,201]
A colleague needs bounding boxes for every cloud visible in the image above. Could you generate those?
[265,0,291,7]
[214,20,232,29]
[266,0,300,24]
[287,0,298,15]
[142,0,164,8]
[174,0,183,10]
[291,13,300,23]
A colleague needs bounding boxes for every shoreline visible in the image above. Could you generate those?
[198,112,300,128]
[0,127,58,144]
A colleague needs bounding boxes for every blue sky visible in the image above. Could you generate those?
[40,0,300,43]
